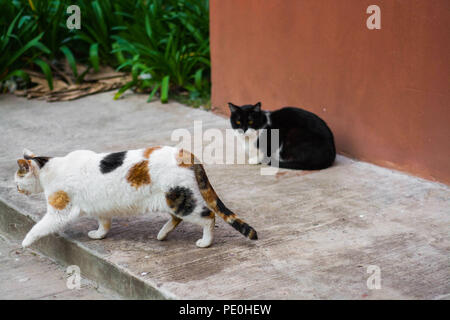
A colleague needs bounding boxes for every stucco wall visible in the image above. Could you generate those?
[210,0,450,184]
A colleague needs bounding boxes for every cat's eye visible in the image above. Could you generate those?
[236,121,241,124]
[248,121,253,125]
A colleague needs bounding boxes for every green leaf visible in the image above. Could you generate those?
[60,46,77,78]
[160,75,170,103]
[147,83,160,103]
[5,70,30,83]
[34,59,53,90]
[91,1,106,36]
[76,66,91,83]
[114,80,136,100]
[18,15,32,29]
[73,34,94,44]
[116,60,133,72]
[5,32,44,68]
[33,42,51,55]
[5,9,23,42]
[131,63,149,81]
[89,43,99,72]
[194,69,203,90]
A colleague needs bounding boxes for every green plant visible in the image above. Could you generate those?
[0,3,50,87]
[75,0,128,69]
[1,0,211,106]
[112,0,211,103]
[27,0,72,60]
[0,0,79,89]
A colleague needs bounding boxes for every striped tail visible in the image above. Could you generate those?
[192,162,258,240]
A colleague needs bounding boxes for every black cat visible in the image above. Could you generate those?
[228,102,336,170]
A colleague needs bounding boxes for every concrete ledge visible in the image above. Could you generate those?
[0,198,173,299]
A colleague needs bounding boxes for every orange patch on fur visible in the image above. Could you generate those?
[192,163,219,209]
[17,159,30,176]
[205,211,215,219]
[126,160,151,189]
[143,146,161,159]
[48,191,70,210]
[102,219,111,231]
[176,149,195,168]
[224,214,237,224]
[17,186,27,194]
[17,159,29,168]
[202,188,217,205]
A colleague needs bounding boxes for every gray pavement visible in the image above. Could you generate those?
[0,235,118,299]
[0,92,449,299]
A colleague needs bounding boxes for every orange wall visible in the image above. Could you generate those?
[210,0,450,184]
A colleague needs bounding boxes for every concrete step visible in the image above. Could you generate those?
[0,92,449,299]
[0,235,119,299]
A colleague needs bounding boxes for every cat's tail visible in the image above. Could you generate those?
[192,163,258,240]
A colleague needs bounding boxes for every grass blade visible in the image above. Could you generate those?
[34,59,53,90]
[114,80,136,100]
[160,75,170,103]
[76,66,91,83]
[5,32,44,68]
[147,83,160,102]
[89,43,100,72]
[112,42,126,66]
[194,68,202,90]
[60,46,77,78]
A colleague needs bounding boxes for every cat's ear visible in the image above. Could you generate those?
[254,102,262,112]
[228,102,239,113]
[17,159,30,173]
[23,148,35,159]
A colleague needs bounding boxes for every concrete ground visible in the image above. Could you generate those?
[0,235,118,299]
[0,92,448,299]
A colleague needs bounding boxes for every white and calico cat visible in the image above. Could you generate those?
[15,147,257,248]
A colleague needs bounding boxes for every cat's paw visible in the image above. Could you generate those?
[21,236,33,248]
[88,230,107,240]
[196,238,212,248]
[157,230,168,241]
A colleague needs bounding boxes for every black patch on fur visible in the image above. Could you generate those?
[24,155,51,169]
[166,186,196,216]
[100,151,127,174]
[192,164,208,189]
[230,220,246,236]
[216,198,233,216]
[200,206,212,217]
[230,220,258,239]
